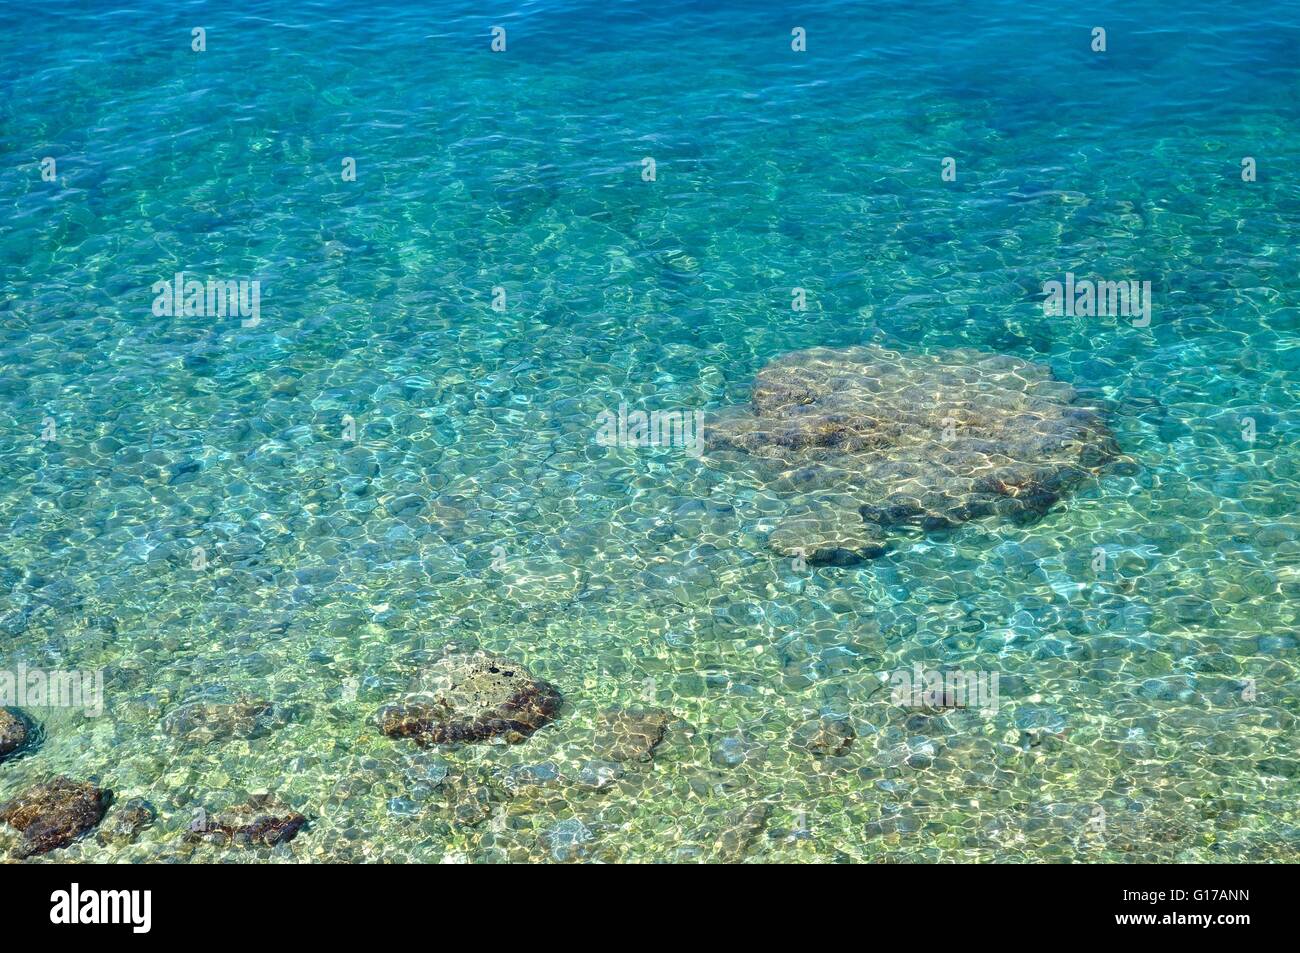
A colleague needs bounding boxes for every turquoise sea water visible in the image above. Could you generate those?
[1,0,1298,862]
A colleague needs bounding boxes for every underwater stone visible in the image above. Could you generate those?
[593,706,671,762]
[185,795,306,848]
[792,714,856,758]
[1013,705,1069,734]
[385,493,426,518]
[97,797,156,846]
[442,775,500,827]
[376,652,561,746]
[0,609,29,636]
[0,708,31,761]
[401,757,451,787]
[0,776,110,858]
[161,698,275,742]
[710,733,753,768]
[540,818,593,863]
[712,803,770,861]
[768,496,888,565]
[503,761,563,794]
[572,759,625,790]
[387,796,421,817]
[707,346,1119,561]
[1162,595,1218,626]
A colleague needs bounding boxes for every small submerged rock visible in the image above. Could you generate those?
[400,756,451,788]
[710,732,758,768]
[161,698,274,743]
[593,706,671,763]
[768,498,888,565]
[0,776,110,858]
[376,652,561,746]
[443,775,501,827]
[792,715,856,758]
[98,798,156,846]
[572,759,625,790]
[712,803,770,861]
[185,795,307,848]
[0,708,33,761]
[540,818,593,863]
[707,346,1119,562]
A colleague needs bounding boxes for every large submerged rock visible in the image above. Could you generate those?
[707,346,1118,562]
[0,776,110,858]
[377,652,562,747]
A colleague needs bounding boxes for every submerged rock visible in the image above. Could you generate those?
[767,497,888,565]
[572,759,626,790]
[707,346,1119,561]
[712,803,770,861]
[98,798,156,846]
[540,818,594,863]
[161,698,274,743]
[185,795,306,848]
[443,775,502,827]
[792,715,856,758]
[0,776,110,857]
[593,706,671,763]
[0,708,32,761]
[377,652,562,746]
[710,731,759,768]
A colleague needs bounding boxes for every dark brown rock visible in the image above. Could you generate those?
[185,795,306,848]
[707,346,1119,561]
[0,708,30,761]
[377,652,561,746]
[0,776,110,857]
[593,707,671,762]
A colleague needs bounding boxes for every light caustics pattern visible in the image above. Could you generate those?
[0,0,1298,862]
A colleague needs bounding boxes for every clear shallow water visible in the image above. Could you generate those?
[1,0,1298,862]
